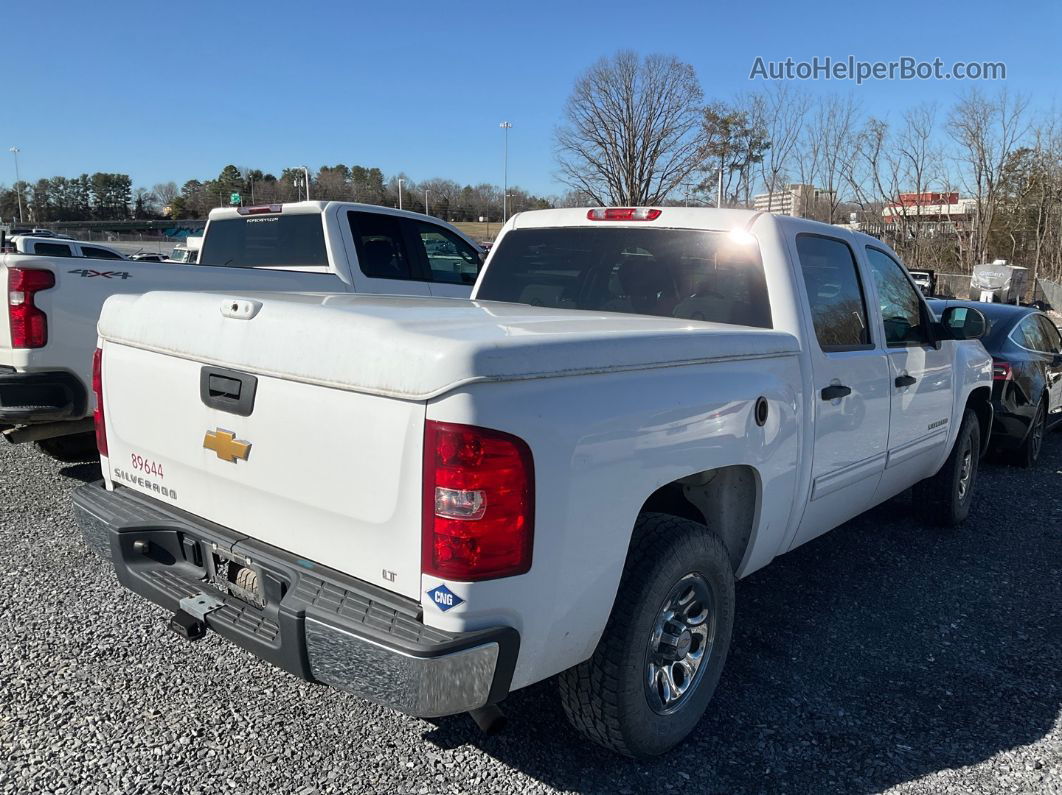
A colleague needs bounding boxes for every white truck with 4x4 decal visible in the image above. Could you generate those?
[0,202,482,460]
[74,207,992,757]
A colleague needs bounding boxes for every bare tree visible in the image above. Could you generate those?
[804,94,861,223]
[750,84,809,212]
[152,181,178,209]
[948,88,1031,266]
[555,51,704,205]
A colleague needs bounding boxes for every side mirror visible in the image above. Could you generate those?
[940,305,988,340]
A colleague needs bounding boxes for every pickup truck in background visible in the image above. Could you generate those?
[7,234,129,261]
[74,207,992,758]
[0,201,483,460]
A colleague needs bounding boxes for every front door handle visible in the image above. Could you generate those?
[821,384,852,401]
[895,374,917,388]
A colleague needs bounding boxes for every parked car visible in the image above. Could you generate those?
[129,252,166,263]
[74,207,992,758]
[930,299,1062,466]
[0,202,483,461]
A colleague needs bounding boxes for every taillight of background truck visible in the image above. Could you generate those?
[422,420,534,581]
[92,347,108,456]
[8,267,55,348]
[992,359,1013,381]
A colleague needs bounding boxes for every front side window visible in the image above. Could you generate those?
[1036,316,1062,353]
[415,222,481,285]
[865,247,929,346]
[795,234,870,350]
[349,212,413,280]
[1019,317,1052,353]
[476,226,771,328]
[81,246,123,260]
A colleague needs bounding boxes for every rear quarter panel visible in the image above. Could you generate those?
[422,353,804,690]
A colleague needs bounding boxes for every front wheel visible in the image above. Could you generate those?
[557,513,735,757]
[914,409,980,527]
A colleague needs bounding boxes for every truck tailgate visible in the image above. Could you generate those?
[102,341,425,600]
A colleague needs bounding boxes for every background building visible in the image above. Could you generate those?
[753,184,836,219]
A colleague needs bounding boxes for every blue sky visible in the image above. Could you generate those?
[5,0,1058,198]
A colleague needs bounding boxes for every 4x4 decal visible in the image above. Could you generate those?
[69,268,132,280]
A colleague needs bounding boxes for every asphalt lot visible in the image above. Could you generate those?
[0,439,1059,794]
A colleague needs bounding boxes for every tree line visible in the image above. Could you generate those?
[0,164,553,227]
[556,50,1062,282]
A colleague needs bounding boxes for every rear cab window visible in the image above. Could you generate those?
[475,226,772,328]
[198,213,328,269]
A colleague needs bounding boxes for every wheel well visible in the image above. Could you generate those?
[638,465,758,573]
[966,386,992,456]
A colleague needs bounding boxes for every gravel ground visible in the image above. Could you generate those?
[0,439,1059,794]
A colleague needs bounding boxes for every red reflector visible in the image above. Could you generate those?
[992,360,1012,381]
[92,347,108,456]
[586,207,662,222]
[422,421,534,581]
[236,204,283,215]
[8,267,55,348]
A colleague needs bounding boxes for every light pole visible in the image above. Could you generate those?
[499,121,512,221]
[9,147,23,223]
[301,166,311,201]
[424,189,430,216]
[398,178,405,210]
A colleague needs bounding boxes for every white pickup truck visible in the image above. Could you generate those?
[74,207,993,757]
[0,202,482,459]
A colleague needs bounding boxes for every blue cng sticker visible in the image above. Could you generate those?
[426,583,464,612]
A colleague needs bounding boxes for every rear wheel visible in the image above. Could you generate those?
[1013,400,1046,469]
[914,409,980,527]
[557,512,735,758]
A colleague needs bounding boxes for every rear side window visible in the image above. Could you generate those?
[475,227,771,328]
[198,214,328,268]
[81,246,123,260]
[349,212,414,280]
[795,234,871,351]
[415,222,481,285]
[34,242,73,257]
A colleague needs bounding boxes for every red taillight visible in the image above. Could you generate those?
[92,347,108,456]
[586,207,662,221]
[422,421,534,581]
[992,360,1012,381]
[8,267,55,348]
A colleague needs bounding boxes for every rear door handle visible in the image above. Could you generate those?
[821,384,852,401]
[895,374,917,388]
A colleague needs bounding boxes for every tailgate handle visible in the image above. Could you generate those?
[200,367,257,417]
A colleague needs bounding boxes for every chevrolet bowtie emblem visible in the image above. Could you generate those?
[203,429,252,463]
